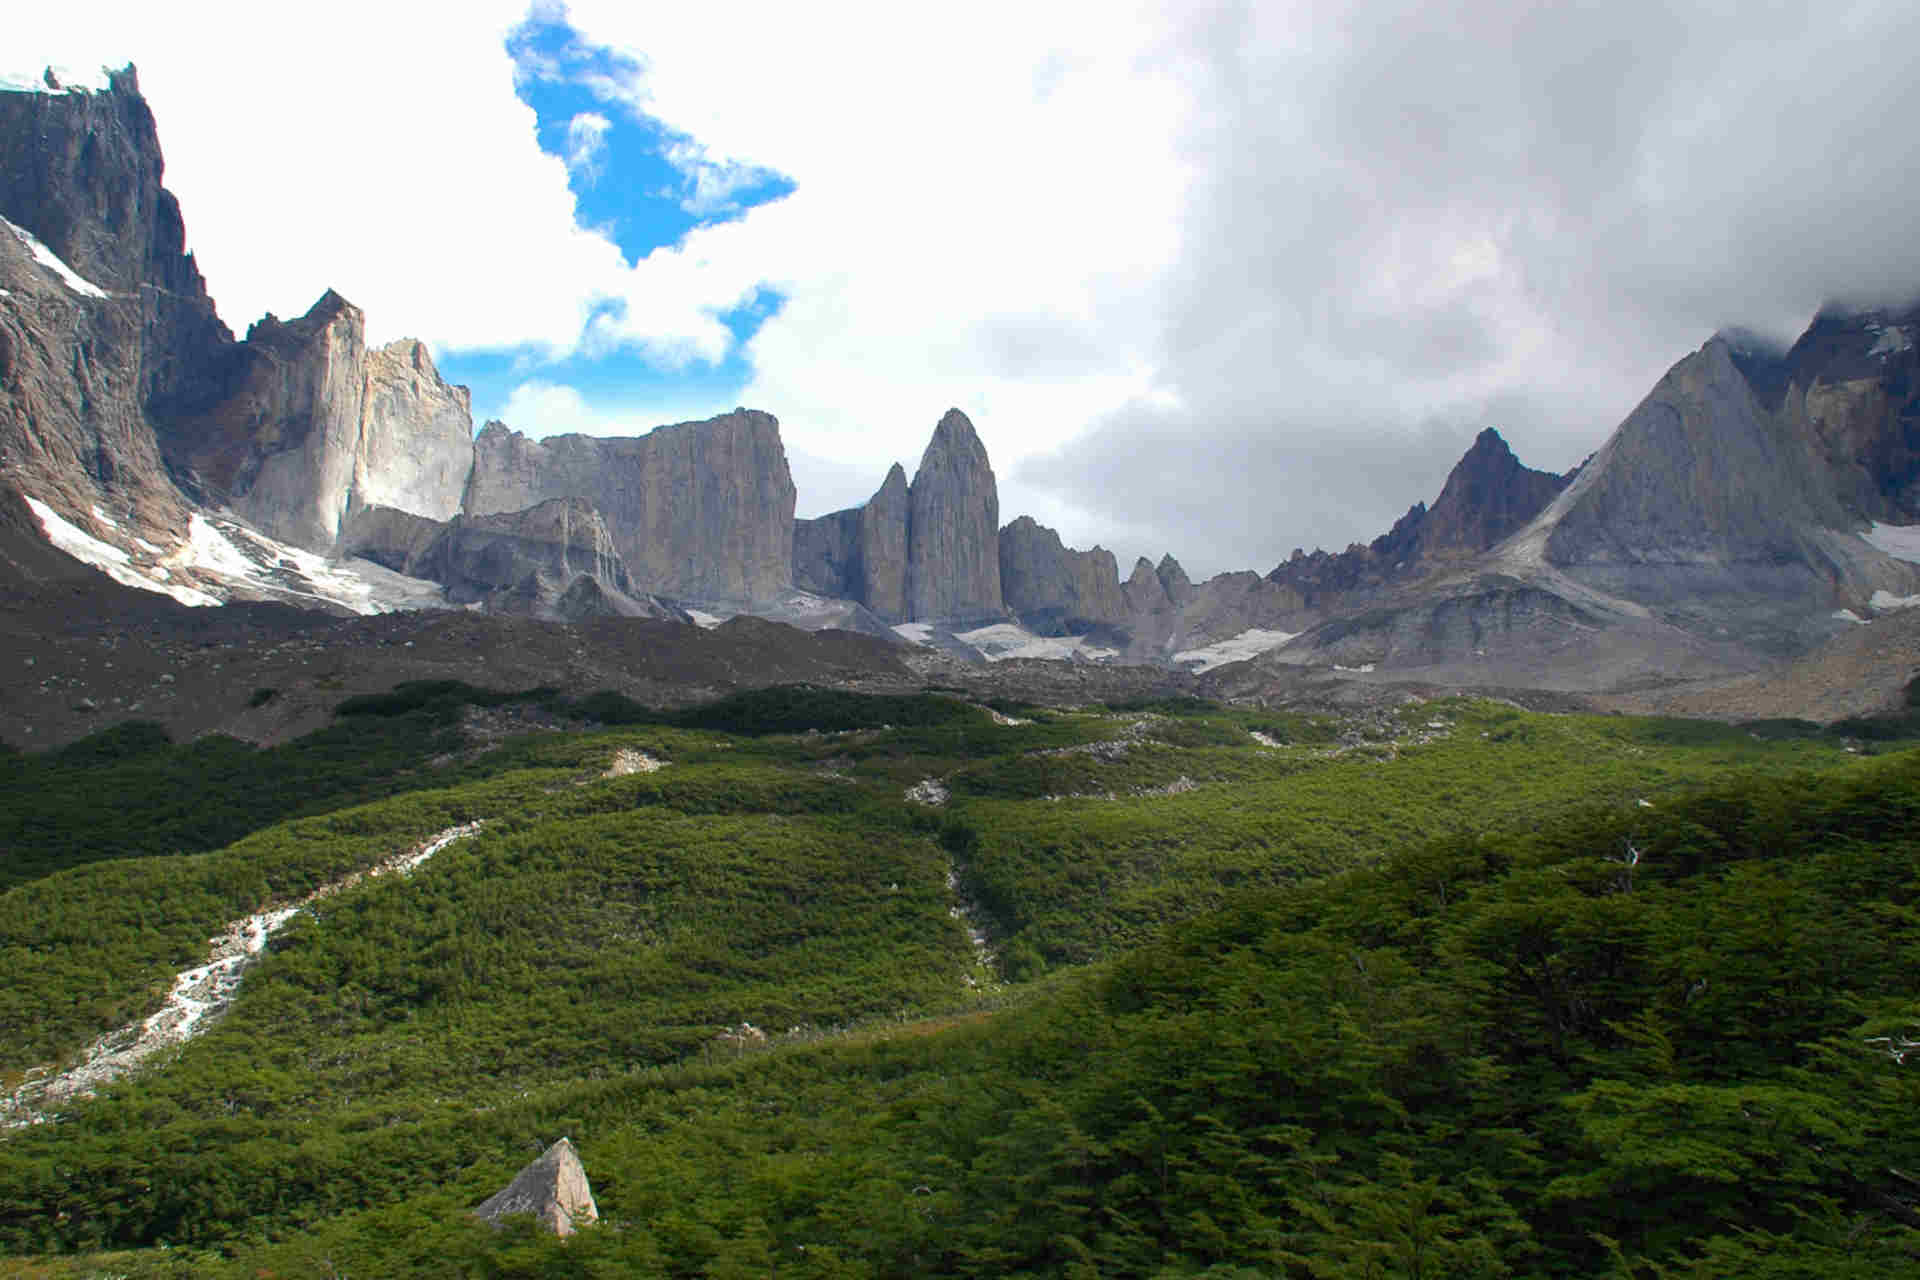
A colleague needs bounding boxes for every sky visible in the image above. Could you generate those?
[10,1,1920,578]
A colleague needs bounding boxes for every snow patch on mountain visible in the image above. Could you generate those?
[1172,628,1299,673]
[24,495,220,606]
[182,514,451,614]
[1865,523,1920,563]
[2,215,109,297]
[955,623,1119,662]
[0,64,115,94]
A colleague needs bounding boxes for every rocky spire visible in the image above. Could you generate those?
[860,462,910,620]
[1413,427,1567,561]
[906,409,1004,623]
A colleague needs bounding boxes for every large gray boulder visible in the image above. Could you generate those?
[906,409,1004,624]
[473,1137,599,1237]
[413,497,629,605]
[998,515,1125,632]
[465,409,796,602]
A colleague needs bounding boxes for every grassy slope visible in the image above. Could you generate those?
[0,688,1914,1275]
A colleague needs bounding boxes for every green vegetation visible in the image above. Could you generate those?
[1,685,1915,1276]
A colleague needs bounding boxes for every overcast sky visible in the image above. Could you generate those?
[12,1,1920,577]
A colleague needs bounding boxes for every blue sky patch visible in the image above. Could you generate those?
[438,6,795,436]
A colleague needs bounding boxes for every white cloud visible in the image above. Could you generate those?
[498,379,734,438]
[563,111,611,180]
[12,1,1920,579]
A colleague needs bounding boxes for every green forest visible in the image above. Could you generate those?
[0,683,1915,1277]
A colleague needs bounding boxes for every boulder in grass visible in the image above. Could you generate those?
[473,1137,599,1237]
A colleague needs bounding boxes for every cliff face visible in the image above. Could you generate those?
[0,67,229,419]
[0,67,226,553]
[154,292,473,553]
[792,507,860,599]
[998,515,1125,632]
[906,409,1003,624]
[791,462,912,619]
[465,408,796,601]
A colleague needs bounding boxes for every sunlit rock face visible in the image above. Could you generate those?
[466,408,797,602]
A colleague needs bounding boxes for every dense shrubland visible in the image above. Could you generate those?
[1,684,1916,1276]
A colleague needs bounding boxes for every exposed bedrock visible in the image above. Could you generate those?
[997,515,1126,633]
[906,409,1004,624]
[466,408,796,601]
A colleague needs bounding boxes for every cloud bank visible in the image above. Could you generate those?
[10,1,1920,577]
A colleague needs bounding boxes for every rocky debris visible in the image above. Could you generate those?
[473,1138,599,1238]
[154,291,474,554]
[997,515,1126,633]
[603,747,664,777]
[905,776,951,806]
[465,409,796,601]
[907,410,1005,624]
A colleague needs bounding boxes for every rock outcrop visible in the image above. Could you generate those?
[998,515,1125,632]
[906,409,1003,624]
[473,1137,599,1237]
[465,409,796,602]
[155,291,473,554]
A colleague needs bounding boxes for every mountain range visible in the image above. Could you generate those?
[5,67,1920,707]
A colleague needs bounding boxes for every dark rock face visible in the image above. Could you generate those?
[906,409,1003,624]
[155,291,474,553]
[1265,429,1567,609]
[465,409,796,601]
[0,67,230,419]
[333,503,446,575]
[1415,428,1568,561]
[791,462,912,620]
[0,68,225,553]
[1748,304,1920,521]
[792,507,860,598]
[998,515,1125,633]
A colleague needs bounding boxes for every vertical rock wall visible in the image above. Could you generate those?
[466,409,796,601]
[906,409,1004,624]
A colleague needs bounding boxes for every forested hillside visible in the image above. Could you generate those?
[1,686,1915,1277]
